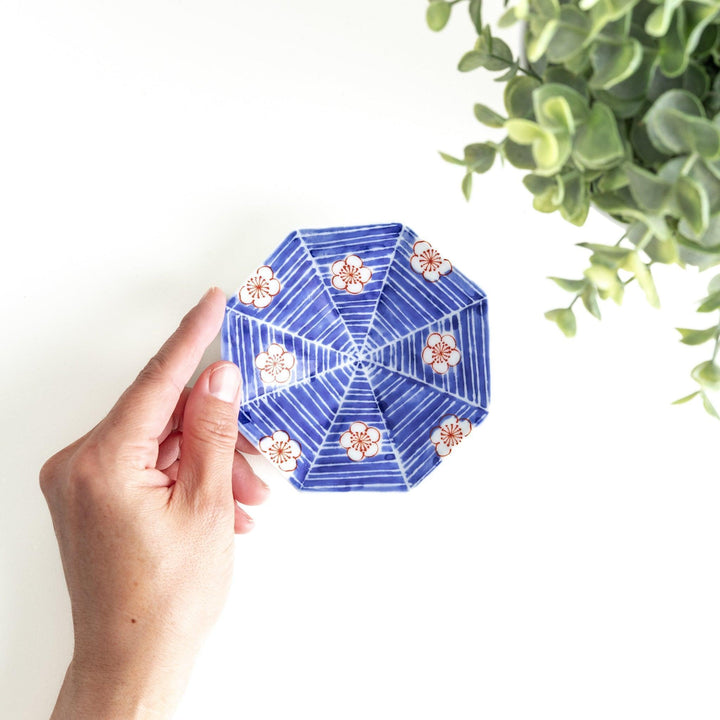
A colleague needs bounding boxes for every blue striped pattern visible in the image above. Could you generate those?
[222,223,490,492]
[223,311,354,405]
[367,301,490,410]
[362,226,486,353]
[300,364,407,491]
[225,231,355,354]
[364,363,488,489]
[299,224,402,351]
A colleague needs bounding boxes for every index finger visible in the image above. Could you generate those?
[106,287,228,443]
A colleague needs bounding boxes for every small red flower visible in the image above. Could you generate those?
[422,333,461,374]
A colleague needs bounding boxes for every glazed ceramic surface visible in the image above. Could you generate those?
[221,222,490,491]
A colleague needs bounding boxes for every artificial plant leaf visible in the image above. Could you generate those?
[697,290,720,312]
[624,163,673,213]
[658,9,688,77]
[523,174,565,212]
[702,393,720,419]
[573,102,625,170]
[559,172,590,225]
[462,172,473,201]
[504,76,542,118]
[691,360,720,390]
[675,174,709,236]
[709,273,720,294]
[502,138,537,169]
[527,20,559,63]
[590,38,643,89]
[469,0,483,33]
[458,51,488,72]
[464,143,497,173]
[545,308,577,337]
[505,119,561,171]
[439,151,466,166]
[426,1,452,31]
[532,84,589,128]
[582,285,602,318]
[545,5,591,63]
[672,390,700,404]
[676,326,718,345]
[474,103,506,128]
[482,37,515,71]
[548,276,587,292]
[645,0,684,37]
[622,251,660,307]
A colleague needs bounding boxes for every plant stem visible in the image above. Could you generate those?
[712,315,720,363]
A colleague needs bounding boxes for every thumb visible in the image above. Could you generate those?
[176,361,242,505]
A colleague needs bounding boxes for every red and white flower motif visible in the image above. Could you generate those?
[254,343,295,384]
[422,333,461,374]
[259,430,302,472]
[430,415,472,457]
[239,265,281,308]
[339,421,381,462]
[410,240,452,282]
[330,254,373,294]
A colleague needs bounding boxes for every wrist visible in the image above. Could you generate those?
[51,655,191,720]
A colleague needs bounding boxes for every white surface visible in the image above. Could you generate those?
[2,1,720,718]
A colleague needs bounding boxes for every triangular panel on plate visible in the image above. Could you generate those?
[297,223,404,352]
[236,364,355,490]
[364,363,488,489]
[300,363,408,491]
[226,230,355,354]
[362,225,487,353]
[366,300,490,409]
[223,311,354,405]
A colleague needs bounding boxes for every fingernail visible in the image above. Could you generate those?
[209,364,240,403]
[200,286,217,303]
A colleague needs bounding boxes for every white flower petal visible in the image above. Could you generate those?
[437,259,452,275]
[413,240,431,255]
[366,426,381,442]
[272,430,289,443]
[422,347,434,365]
[346,254,362,267]
[442,334,456,349]
[267,343,283,357]
[255,352,269,369]
[364,442,379,458]
[331,259,346,275]
[410,256,423,274]
[239,286,254,305]
[427,332,442,347]
[347,447,365,462]
[278,457,298,472]
[346,281,364,294]
[430,427,443,444]
[357,266,372,283]
[458,419,472,436]
[266,278,281,296]
[423,270,440,283]
[254,294,273,308]
[350,421,368,434]
[257,265,274,280]
[441,415,459,428]
[339,431,353,448]
[260,369,275,384]
[435,442,452,457]
[287,440,302,458]
[447,349,461,367]
[432,361,448,374]
[283,352,296,370]
[259,436,274,452]
[274,368,291,383]
[332,275,347,290]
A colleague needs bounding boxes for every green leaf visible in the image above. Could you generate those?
[483,37,514,71]
[426,1,452,31]
[559,172,590,226]
[544,5,591,64]
[624,164,673,214]
[622,252,660,307]
[573,102,625,170]
[697,290,720,312]
[548,277,587,292]
[464,142,496,173]
[578,242,632,261]
[658,10,688,77]
[582,285,602,319]
[439,151,466,166]
[702,393,720,419]
[676,327,718,345]
[708,274,720,294]
[523,174,564,212]
[676,175,709,237]
[469,0,483,34]
[458,51,487,72]
[462,172,472,201]
[584,263,624,303]
[505,119,561,173]
[527,20,559,63]
[504,76,542,119]
[474,103,506,128]
[545,308,577,337]
[645,0,683,37]
[691,360,720,390]
[502,138,536,169]
[672,390,700,405]
[533,84,589,129]
[590,38,643,90]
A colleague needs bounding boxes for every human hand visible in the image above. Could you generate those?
[40,287,268,719]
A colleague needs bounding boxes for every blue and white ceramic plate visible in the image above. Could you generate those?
[221,222,490,491]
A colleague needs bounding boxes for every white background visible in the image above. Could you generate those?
[2,1,720,718]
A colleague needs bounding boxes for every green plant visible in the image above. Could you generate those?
[427,0,720,417]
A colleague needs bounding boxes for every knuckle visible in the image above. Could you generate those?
[137,351,173,387]
[191,413,238,448]
[38,453,62,496]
